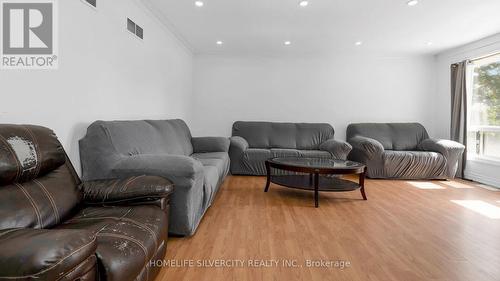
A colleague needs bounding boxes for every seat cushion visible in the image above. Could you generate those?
[192,152,230,206]
[382,151,447,179]
[192,152,230,180]
[57,205,167,281]
[270,149,332,159]
[0,228,96,281]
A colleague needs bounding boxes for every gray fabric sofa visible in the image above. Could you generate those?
[347,123,465,179]
[229,121,352,175]
[79,119,230,236]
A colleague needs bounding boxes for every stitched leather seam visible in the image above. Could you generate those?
[63,216,158,249]
[34,179,60,224]
[122,175,145,191]
[87,195,167,205]
[121,176,137,192]
[55,254,96,281]
[23,126,42,178]
[103,180,120,202]
[0,229,23,240]
[65,208,132,225]
[0,135,21,181]
[0,237,97,279]
[120,216,158,249]
[15,183,43,228]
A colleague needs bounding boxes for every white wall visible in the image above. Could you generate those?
[191,54,437,140]
[435,33,500,187]
[0,0,193,174]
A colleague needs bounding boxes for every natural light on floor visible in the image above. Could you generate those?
[451,200,500,219]
[407,181,446,190]
[441,181,475,189]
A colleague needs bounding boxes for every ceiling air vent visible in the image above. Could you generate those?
[127,18,144,40]
[83,0,96,8]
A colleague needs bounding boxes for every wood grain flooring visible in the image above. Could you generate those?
[155,176,500,281]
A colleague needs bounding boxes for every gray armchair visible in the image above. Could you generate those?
[347,123,465,179]
[229,121,352,175]
[79,119,230,236]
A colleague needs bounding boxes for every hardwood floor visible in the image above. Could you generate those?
[155,176,500,281]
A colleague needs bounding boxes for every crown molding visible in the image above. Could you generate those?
[134,0,195,54]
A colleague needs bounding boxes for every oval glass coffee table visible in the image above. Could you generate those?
[264,158,367,208]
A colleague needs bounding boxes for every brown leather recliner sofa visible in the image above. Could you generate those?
[0,124,174,281]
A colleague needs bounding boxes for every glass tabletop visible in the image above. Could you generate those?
[269,157,364,170]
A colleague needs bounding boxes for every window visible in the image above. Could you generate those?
[467,54,500,160]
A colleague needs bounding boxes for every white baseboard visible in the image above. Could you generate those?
[464,171,500,190]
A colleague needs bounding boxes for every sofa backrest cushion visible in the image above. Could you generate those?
[0,125,81,230]
[346,123,429,151]
[232,121,334,149]
[88,119,193,156]
[0,125,66,185]
[79,119,194,180]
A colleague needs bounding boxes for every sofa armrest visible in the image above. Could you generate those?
[111,154,204,181]
[0,228,97,280]
[418,139,465,157]
[319,139,352,160]
[418,139,465,178]
[192,137,230,153]
[348,136,385,159]
[229,136,249,157]
[81,175,174,205]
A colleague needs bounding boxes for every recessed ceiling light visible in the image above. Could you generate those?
[284,41,291,45]
[426,41,433,46]
[355,41,363,46]
[299,1,309,7]
[407,0,418,6]
[195,1,204,7]
[216,41,223,45]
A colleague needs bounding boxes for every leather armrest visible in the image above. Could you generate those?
[319,139,353,160]
[0,228,96,280]
[192,137,230,153]
[81,175,174,205]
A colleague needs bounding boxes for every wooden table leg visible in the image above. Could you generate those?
[264,161,271,192]
[360,167,367,200]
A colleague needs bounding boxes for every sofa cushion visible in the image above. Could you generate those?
[297,150,333,158]
[0,228,97,281]
[84,120,193,157]
[192,152,230,180]
[382,151,446,179]
[0,125,66,185]
[347,123,429,151]
[232,121,334,150]
[0,163,81,230]
[57,205,167,281]
[270,149,332,159]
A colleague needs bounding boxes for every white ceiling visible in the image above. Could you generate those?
[144,0,500,56]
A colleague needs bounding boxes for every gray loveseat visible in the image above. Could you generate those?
[79,119,230,236]
[229,121,352,175]
[347,123,465,179]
